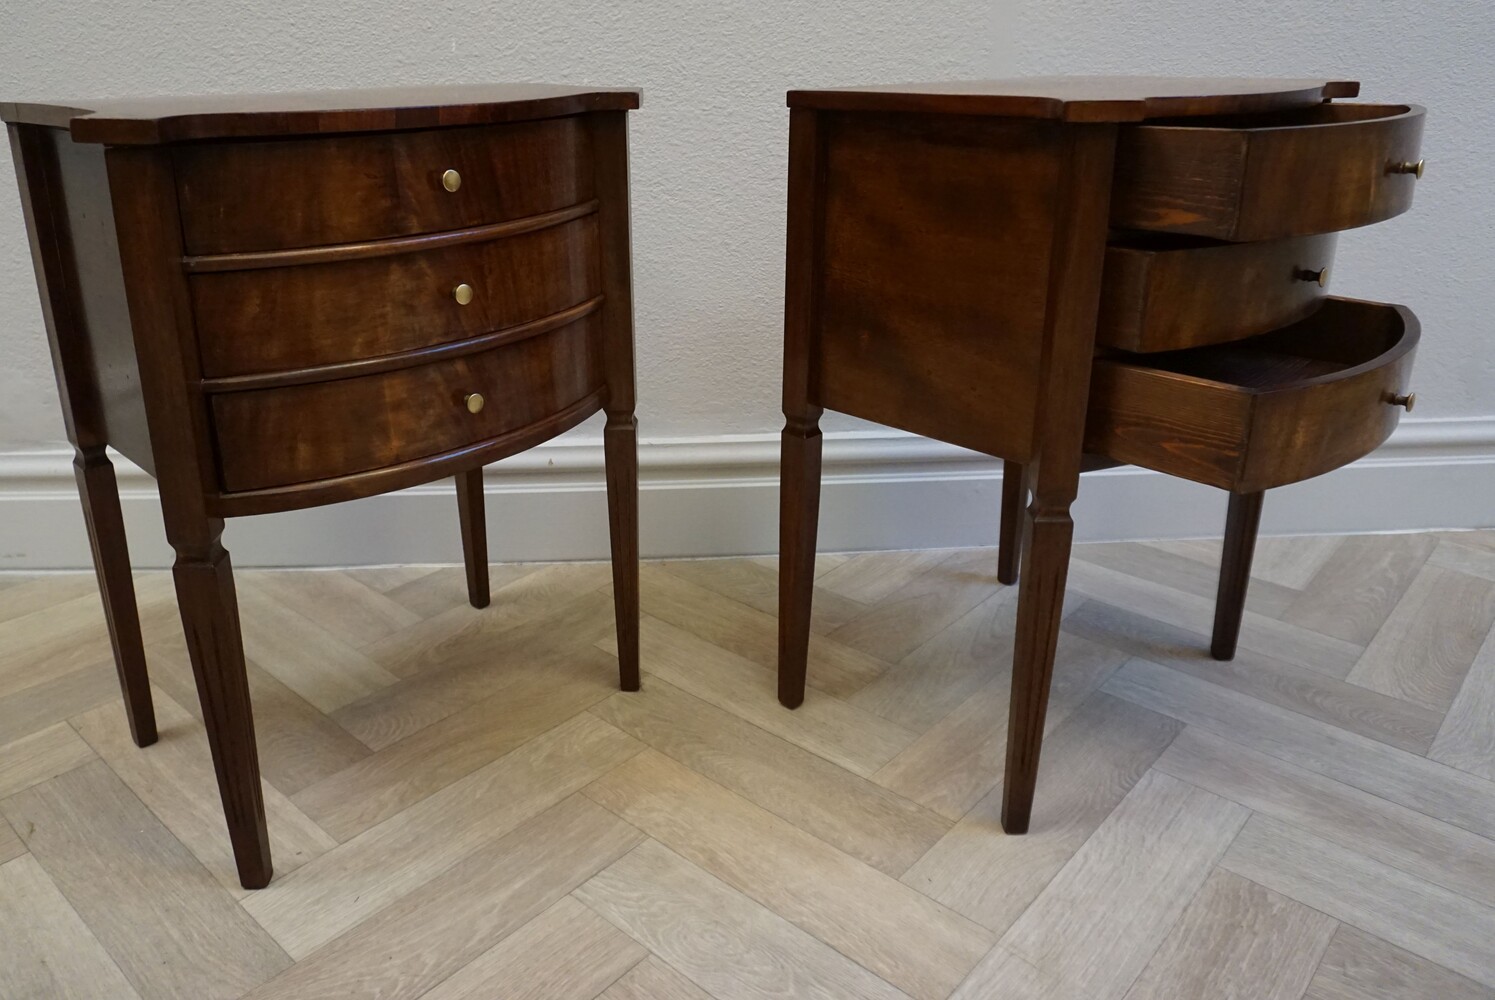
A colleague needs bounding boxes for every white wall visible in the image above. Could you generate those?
[1,0,1491,568]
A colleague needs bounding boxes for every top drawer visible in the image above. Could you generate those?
[174,117,594,254]
[1111,103,1424,241]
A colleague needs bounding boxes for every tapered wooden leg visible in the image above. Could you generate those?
[1002,503,1077,833]
[73,446,157,747]
[1211,490,1264,661]
[455,468,489,609]
[172,522,271,889]
[998,460,1031,586]
[778,412,823,709]
[604,411,640,692]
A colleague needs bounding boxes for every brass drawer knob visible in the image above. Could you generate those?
[1296,266,1330,287]
[1387,391,1416,412]
[452,282,474,306]
[464,392,485,414]
[441,168,462,192]
[1389,159,1426,179]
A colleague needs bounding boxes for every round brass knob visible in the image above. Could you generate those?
[1297,266,1329,287]
[452,283,474,306]
[464,392,485,414]
[441,168,462,192]
[1388,391,1416,412]
[1390,159,1425,179]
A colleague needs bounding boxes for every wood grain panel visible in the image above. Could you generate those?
[175,117,594,253]
[0,855,142,1000]
[211,315,601,492]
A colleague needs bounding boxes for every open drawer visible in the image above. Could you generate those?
[1111,103,1424,241]
[1084,297,1418,492]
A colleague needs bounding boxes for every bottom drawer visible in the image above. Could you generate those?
[1084,297,1418,492]
[211,314,602,493]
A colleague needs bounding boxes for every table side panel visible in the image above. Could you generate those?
[814,112,1061,461]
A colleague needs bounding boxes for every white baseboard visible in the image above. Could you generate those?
[2,417,1493,570]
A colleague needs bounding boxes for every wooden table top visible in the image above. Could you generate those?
[1,83,642,144]
[787,76,1360,121]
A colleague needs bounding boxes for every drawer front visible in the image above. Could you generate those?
[192,216,599,377]
[176,117,594,254]
[1085,298,1418,491]
[1111,104,1424,241]
[1097,233,1337,352]
[211,314,602,492]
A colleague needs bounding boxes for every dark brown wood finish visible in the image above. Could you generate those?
[456,469,490,609]
[1211,490,1265,661]
[1112,104,1425,241]
[775,77,1425,836]
[5,87,641,888]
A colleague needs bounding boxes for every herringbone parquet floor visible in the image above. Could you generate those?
[3,530,1495,999]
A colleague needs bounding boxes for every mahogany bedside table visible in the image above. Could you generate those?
[4,84,642,888]
[775,78,1424,833]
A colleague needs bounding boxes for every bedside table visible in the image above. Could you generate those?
[775,78,1424,833]
[5,84,642,888]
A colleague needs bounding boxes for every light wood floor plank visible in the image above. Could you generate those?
[1305,923,1495,1000]
[604,615,916,776]
[903,693,1182,932]
[1076,540,1299,618]
[245,569,422,648]
[243,794,641,1000]
[293,642,620,839]
[873,631,1125,820]
[242,712,642,958]
[0,573,102,626]
[336,590,618,749]
[341,564,441,595]
[0,760,290,1000]
[1067,558,1363,677]
[71,687,335,897]
[1347,563,1495,711]
[584,749,993,1000]
[1246,534,1344,588]
[1105,657,1495,841]
[421,895,646,1000]
[1431,623,1495,782]
[638,565,890,698]
[576,840,911,1000]
[1069,599,1444,753]
[1221,814,1495,988]
[1283,532,1437,644]
[658,557,868,634]
[599,956,711,1000]
[1122,869,1336,1000]
[0,854,141,1000]
[381,563,543,619]
[1157,725,1495,909]
[828,548,1002,662]
[964,770,1249,1000]
[1430,536,1495,583]
[0,813,23,864]
[815,548,955,604]
[588,679,949,877]
[0,721,94,799]
[0,661,119,746]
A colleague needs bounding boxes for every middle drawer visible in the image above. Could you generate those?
[191,215,600,378]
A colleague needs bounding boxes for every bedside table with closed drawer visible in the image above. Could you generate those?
[4,84,641,888]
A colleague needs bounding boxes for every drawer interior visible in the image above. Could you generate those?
[1099,298,1410,391]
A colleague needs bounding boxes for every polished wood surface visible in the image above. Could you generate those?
[176,117,594,254]
[191,216,600,377]
[777,78,1426,837]
[1098,232,1337,352]
[1086,297,1418,492]
[1,83,640,144]
[4,535,1493,997]
[1112,103,1425,241]
[7,88,641,888]
[787,76,1358,121]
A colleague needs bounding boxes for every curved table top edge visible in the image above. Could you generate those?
[1,84,641,144]
[786,76,1361,121]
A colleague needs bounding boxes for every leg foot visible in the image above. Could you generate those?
[455,468,490,609]
[1211,491,1264,661]
[75,446,156,747]
[604,412,640,692]
[174,528,271,889]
